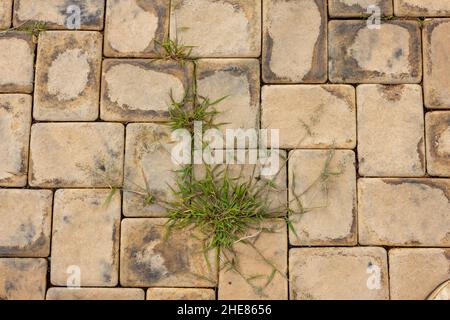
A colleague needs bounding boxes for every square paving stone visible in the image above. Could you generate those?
[34,31,102,121]
[0,0,12,29]
[29,123,125,188]
[0,94,32,186]
[46,288,145,300]
[120,218,217,287]
[104,0,169,57]
[357,84,425,177]
[389,248,450,300]
[329,20,422,84]
[170,0,261,57]
[426,112,450,177]
[51,189,121,287]
[0,189,52,257]
[394,0,450,17]
[101,59,193,122]
[289,247,389,300]
[0,258,47,300]
[329,0,393,17]
[358,178,450,247]
[147,288,215,300]
[261,85,356,149]
[288,150,357,246]
[262,0,327,83]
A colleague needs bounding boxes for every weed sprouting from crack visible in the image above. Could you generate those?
[155,37,195,65]
[0,21,46,43]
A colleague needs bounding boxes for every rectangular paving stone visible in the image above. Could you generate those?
[357,84,425,177]
[170,0,261,57]
[358,178,450,246]
[329,20,422,84]
[47,288,145,300]
[0,94,31,186]
[262,0,327,83]
[51,189,121,287]
[389,248,450,300]
[261,85,356,149]
[394,0,450,17]
[288,150,357,246]
[104,0,169,57]
[34,31,102,121]
[101,59,193,122]
[0,189,52,257]
[0,258,47,300]
[120,218,217,287]
[289,247,389,300]
[29,123,125,188]
[426,112,450,177]
[0,0,12,29]
[329,0,393,17]
[147,288,215,300]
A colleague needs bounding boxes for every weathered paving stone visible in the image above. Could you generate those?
[426,112,450,177]
[0,94,31,186]
[261,85,356,149]
[329,0,393,17]
[104,0,169,57]
[262,0,327,83]
[47,288,145,300]
[428,280,450,300]
[147,288,215,300]
[329,20,422,84]
[357,85,425,177]
[0,0,12,29]
[34,31,102,121]
[218,220,288,300]
[0,32,35,93]
[288,150,357,246]
[358,179,450,246]
[394,0,450,17]
[51,189,121,287]
[389,248,450,300]
[170,0,261,57]
[0,258,47,300]
[101,60,192,122]
[13,0,105,30]
[120,218,217,287]
[289,247,389,300]
[29,123,124,188]
[0,189,52,257]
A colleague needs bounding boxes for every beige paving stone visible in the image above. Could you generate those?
[426,112,450,177]
[0,189,52,257]
[358,179,450,246]
[0,0,12,29]
[0,258,47,300]
[357,84,425,177]
[47,288,145,300]
[0,32,35,93]
[289,247,389,300]
[329,0,393,17]
[428,280,450,300]
[261,85,356,149]
[262,0,327,83]
[218,219,288,300]
[0,94,31,186]
[288,150,357,246]
[120,218,217,287]
[170,0,261,57]
[29,123,124,188]
[147,288,215,300]
[13,0,105,30]
[329,20,422,84]
[34,31,102,121]
[51,189,121,287]
[104,0,169,57]
[394,0,450,17]
[101,59,192,122]
[389,248,450,300]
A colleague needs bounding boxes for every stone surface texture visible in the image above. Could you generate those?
[0,0,13,29]
[329,0,393,17]
[46,288,145,300]
[147,288,215,300]
[425,111,450,176]
[394,0,450,17]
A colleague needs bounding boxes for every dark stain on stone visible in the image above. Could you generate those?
[382,178,450,201]
[378,85,404,102]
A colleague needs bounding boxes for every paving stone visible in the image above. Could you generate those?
[218,219,288,300]
[0,94,31,186]
[34,31,102,121]
[13,0,105,30]
[104,0,169,57]
[0,0,12,29]
[329,20,422,84]
[389,248,450,300]
[0,258,47,300]
[261,85,356,149]
[101,59,193,122]
[0,32,35,93]
[329,0,393,17]
[394,0,450,17]
[426,112,450,177]
[47,288,145,300]
[0,189,52,257]
[358,179,450,246]
[262,0,327,83]
[289,247,389,300]
[29,123,124,188]
[50,189,121,287]
[288,150,357,246]
[170,0,261,57]
[147,288,215,300]
[428,280,450,300]
[357,84,425,177]
[120,218,217,287]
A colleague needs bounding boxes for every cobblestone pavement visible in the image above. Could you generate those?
[0,0,449,300]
